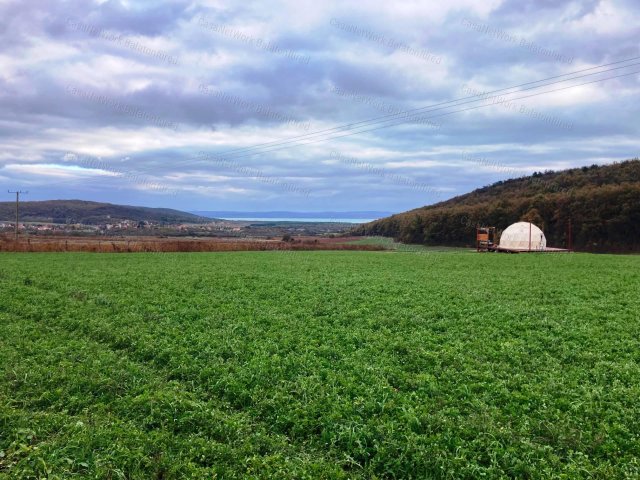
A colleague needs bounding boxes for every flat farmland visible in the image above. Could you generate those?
[0,251,639,478]
[0,235,382,253]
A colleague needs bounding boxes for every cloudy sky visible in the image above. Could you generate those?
[1,0,639,214]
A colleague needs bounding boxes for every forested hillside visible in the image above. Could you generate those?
[0,200,211,225]
[353,159,640,252]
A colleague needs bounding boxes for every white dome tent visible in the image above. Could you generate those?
[499,222,546,251]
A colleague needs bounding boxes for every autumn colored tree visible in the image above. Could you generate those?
[353,159,640,253]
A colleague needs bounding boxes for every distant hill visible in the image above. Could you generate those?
[190,211,392,220]
[0,200,213,225]
[353,159,640,252]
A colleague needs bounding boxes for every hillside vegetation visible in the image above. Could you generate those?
[353,159,640,252]
[0,200,211,225]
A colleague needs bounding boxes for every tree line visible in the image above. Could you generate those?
[353,159,640,253]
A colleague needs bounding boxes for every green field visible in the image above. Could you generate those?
[345,236,468,252]
[1,251,639,479]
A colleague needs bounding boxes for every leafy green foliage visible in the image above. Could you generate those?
[1,251,639,478]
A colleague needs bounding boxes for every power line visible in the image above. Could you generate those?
[194,68,640,163]
[35,59,640,192]
[44,65,640,193]
[210,57,640,157]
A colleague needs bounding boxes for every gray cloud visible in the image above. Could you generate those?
[0,0,639,213]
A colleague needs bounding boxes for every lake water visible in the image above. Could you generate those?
[222,217,374,223]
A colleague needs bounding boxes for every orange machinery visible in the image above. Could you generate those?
[476,226,496,252]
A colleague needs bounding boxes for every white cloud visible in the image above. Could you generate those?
[569,0,636,35]
[0,0,638,211]
[3,163,120,178]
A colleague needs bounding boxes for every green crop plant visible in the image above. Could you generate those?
[1,251,638,478]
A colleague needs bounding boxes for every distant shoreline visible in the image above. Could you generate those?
[191,211,392,223]
[223,217,374,223]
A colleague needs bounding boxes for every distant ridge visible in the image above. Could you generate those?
[353,159,640,252]
[0,200,213,225]
[191,211,393,220]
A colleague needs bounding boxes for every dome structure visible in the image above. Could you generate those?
[499,222,546,250]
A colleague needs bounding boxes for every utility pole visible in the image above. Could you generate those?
[8,190,28,241]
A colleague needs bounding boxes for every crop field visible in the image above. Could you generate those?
[0,235,382,253]
[1,251,639,479]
